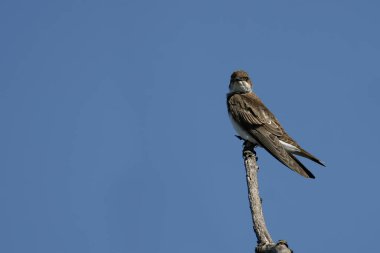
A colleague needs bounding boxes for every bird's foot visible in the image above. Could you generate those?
[243,141,257,158]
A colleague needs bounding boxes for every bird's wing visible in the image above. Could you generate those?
[233,93,305,148]
[227,93,315,178]
[227,93,263,127]
[228,93,284,137]
[251,128,315,178]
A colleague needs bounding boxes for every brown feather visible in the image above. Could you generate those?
[227,92,323,178]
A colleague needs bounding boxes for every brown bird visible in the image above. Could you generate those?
[227,70,325,178]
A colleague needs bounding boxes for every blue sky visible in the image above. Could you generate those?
[1,0,379,252]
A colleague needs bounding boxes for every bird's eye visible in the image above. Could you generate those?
[243,77,249,81]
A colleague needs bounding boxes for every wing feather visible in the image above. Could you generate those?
[228,93,284,137]
[251,128,315,178]
[227,93,315,178]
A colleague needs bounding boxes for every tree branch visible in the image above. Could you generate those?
[242,141,293,253]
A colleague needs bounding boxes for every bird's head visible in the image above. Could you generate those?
[229,70,253,94]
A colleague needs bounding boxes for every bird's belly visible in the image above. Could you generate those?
[228,114,259,145]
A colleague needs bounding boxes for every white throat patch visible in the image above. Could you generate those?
[230,81,252,93]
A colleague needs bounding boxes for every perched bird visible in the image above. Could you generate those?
[227,70,325,178]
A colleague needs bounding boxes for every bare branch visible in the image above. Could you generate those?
[242,141,293,253]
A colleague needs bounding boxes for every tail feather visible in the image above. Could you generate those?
[288,153,315,179]
[295,148,326,167]
[251,129,316,179]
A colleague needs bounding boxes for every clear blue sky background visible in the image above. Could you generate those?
[1,0,379,252]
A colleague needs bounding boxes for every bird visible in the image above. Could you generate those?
[226,70,325,178]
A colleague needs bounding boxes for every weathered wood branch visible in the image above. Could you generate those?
[242,140,293,253]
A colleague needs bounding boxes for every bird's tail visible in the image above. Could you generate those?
[288,153,315,179]
[251,129,316,178]
[295,148,326,167]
